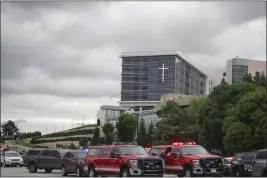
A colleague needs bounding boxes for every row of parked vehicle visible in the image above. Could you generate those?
[21,142,267,177]
[222,149,267,177]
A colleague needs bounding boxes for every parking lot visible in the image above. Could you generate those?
[1,166,63,177]
[1,167,177,177]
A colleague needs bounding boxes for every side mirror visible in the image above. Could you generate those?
[110,152,119,159]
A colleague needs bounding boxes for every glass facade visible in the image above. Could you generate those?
[128,109,159,131]
[98,106,129,137]
[121,54,206,102]
[232,64,248,84]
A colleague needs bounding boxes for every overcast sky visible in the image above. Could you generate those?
[1,2,266,134]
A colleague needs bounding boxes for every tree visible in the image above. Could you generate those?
[147,122,155,146]
[91,126,100,145]
[79,137,88,147]
[102,123,115,145]
[97,119,100,126]
[223,85,267,152]
[136,118,147,146]
[156,100,190,142]
[220,78,227,85]
[116,113,138,142]
[223,122,252,155]
[2,120,19,138]
[197,83,256,153]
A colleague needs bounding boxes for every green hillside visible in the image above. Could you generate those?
[19,124,97,148]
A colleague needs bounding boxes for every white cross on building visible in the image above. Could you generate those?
[158,63,168,82]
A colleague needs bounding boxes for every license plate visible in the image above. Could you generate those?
[211,169,216,172]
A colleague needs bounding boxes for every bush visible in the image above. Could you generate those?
[56,143,78,149]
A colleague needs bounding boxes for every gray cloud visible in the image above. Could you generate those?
[1,2,265,133]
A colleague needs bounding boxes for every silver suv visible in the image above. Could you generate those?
[252,149,266,177]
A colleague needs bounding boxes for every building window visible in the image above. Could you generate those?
[133,86,139,90]
[142,86,148,90]
[142,95,148,100]
[133,76,139,81]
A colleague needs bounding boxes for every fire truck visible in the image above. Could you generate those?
[149,142,224,177]
[83,142,164,177]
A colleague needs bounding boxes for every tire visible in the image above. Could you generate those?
[183,166,193,177]
[88,166,97,177]
[61,165,68,176]
[45,168,53,173]
[20,164,23,167]
[263,170,267,177]
[232,167,240,177]
[28,162,38,173]
[76,167,81,177]
[120,168,130,177]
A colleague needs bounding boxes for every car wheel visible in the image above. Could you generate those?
[20,164,23,167]
[120,168,130,177]
[76,167,81,177]
[28,163,37,173]
[88,166,97,177]
[183,167,193,177]
[233,167,240,177]
[61,166,68,176]
[45,168,53,173]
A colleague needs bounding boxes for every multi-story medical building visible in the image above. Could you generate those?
[225,58,266,84]
[119,50,207,111]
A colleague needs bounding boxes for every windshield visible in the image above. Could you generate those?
[119,146,148,155]
[76,152,87,159]
[181,146,209,155]
[6,152,20,157]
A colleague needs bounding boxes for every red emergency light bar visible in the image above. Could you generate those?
[173,142,196,146]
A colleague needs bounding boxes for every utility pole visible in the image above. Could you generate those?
[83,116,85,126]
[46,128,47,135]
[54,126,56,133]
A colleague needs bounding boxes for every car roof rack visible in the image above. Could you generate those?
[112,142,137,145]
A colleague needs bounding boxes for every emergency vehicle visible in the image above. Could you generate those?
[149,142,224,177]
[83,142,164,177]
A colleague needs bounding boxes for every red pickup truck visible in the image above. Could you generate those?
[149,142,224,177]
[83,142,164,177]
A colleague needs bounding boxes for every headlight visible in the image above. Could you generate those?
[129,160,138,168]
[192,160,200,167]
[6,158,11,162]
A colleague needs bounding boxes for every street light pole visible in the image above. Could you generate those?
[54,126,56,133]
[83,116,85,126]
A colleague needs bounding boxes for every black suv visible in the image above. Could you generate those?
[22,149,68,173]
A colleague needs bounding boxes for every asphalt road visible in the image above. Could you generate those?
[1,166,63,177]
[1,167,177,177]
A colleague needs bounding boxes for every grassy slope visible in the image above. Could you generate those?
[19,124,96,148]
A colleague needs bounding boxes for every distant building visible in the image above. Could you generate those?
[126,109,159,131]
[206,75,215,95]
[119,50,207,112]
[225,58,266,84]
[97,105,129,137]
